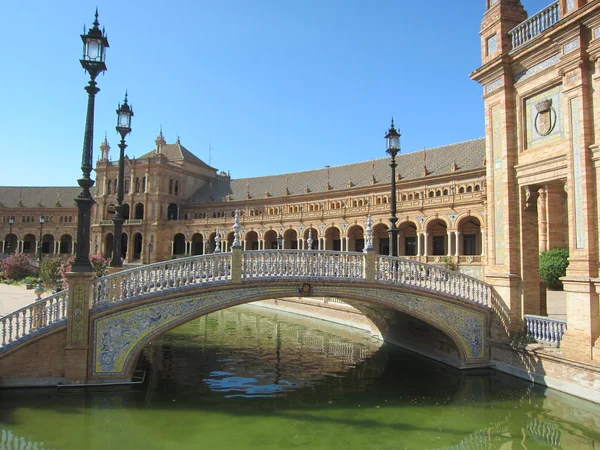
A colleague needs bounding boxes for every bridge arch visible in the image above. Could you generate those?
[90,281,488,382]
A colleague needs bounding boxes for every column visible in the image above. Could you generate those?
[259,239,264,250]
[299,238,304,250]
[423,232,428,257]
[455,231,461,257]
[170,241,174,256]
[18,240,23,253]
[447,231,453,256]
[416,233,422,257]
[520,185,541,315]
[480,229,485,256]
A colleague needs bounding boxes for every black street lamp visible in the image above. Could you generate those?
[38,215,45,262]
[7,216,14,254]
[385,119,400,257]
[72,10,109,273]
[110,93,134,268]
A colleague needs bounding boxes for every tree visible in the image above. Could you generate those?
[539,248,569,289]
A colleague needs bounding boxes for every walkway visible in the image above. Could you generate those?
[0,284,37,318]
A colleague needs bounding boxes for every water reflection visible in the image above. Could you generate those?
[0,304,599,450]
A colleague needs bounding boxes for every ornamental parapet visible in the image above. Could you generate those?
[509,1,561,50]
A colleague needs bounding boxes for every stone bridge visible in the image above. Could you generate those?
[0,249,502,386]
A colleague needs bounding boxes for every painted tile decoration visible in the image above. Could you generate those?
[514,54,560,83]
[487,34,498,56]
[525,86,564,149]
[485,77,503,95]
[491,105,504,265]
[71,283,86,344]
[565,0,575,12]
[93,284,489,375]
[563,38,579,55]
[570,97,584,249]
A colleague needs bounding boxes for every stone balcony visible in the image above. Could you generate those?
[509,1,561,50]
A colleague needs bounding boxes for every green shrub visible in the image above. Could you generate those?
[39,257,63,288]
[0,253,35,282]
[539,248,569,289]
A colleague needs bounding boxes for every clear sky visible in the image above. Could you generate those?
[0,0,550,186]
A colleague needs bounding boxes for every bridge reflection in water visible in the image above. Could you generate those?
[0,304,599,450]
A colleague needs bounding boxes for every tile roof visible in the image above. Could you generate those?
[0,187,84,209]
[139,141,215,170]
[188,138,486,204]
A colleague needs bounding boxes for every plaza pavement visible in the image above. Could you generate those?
[0,282,568,320]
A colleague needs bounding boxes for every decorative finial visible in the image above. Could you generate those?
[93,8,100,28]
[214,228,221,253]
[364,214,374,251]
[232,210,241,248]
[306,229,314,250]
[391,117,395,128]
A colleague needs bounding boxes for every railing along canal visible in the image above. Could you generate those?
[0,290,68,352]
[509,1,560,50]
[524,314,567,346]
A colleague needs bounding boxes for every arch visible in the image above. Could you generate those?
[456,215,483,256]
[173,233,186,256]
[398,221,418,256]
[191,233,204,255]
[443,189,449,196]
[226,232,235,251]
[103,233,114,259]
[426,218,449,256]
[90,282,488,380]
[134,203,144,220]
[466,186,473,193]
[264,229,278,250]
[347,224,364,252]
[474,184,481,191]
[41,234,54,255]
[132,233,143,260]
[372,223,389,255]
[283,229,298,250]
[429,191,435,198]
[324,226,341,251]
[436,190,441,197]
[4,233,17,254]
[23,234,36,255]
[458,187,465,194]
[207,232,218,253]
[244,230,259,251]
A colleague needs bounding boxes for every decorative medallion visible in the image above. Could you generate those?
[534,99,556,136]
[299,282,312,296]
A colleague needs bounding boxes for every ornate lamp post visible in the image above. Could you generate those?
[385,119,400,257]
[7,216,14,254]
[38,215,45,262]
[110,94,134,268]
[73,10,109,272]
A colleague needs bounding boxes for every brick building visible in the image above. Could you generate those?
[1,0,599,363]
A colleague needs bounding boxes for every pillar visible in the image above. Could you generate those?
[417,233,422,257]
[64,271,94,383]
[447,231,453,257]
[520,185,541,316]
[538,187,548,252]
[455,231,461,257]
[423,232,429,257]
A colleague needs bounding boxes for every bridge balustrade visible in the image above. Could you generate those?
[0,290,68,351]
[376,255,490,307]
[524,314,567,347]
[242,250,364,279]
[93,253,231,307]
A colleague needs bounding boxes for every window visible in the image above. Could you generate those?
[107,180,112,194]
[124,179,130,193]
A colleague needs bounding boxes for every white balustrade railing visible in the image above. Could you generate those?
[509,1,560,50]
[0,290,68,351]
[524,314,566,346]
[92,253,231,307]
[376,255,491,307]
[242,250,364,280]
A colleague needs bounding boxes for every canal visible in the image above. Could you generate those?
[0,304,599,449]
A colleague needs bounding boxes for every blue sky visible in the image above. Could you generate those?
[0,0,551,186]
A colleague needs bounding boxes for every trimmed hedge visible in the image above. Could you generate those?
[539,248,569,289]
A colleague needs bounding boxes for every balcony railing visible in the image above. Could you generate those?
[509,1,561,50]
[524,314,566,346]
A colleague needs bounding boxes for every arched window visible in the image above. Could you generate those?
[436,190,441,197]
[443,189,448,195]
[135,177,140,193]
[107,179,112,195]
[474,184,481,191]
[459,187,465,194]
[429,191,435,198]
[467,186,473,193]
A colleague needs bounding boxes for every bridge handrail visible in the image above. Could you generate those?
[242,250,364,280]
[376,255,491,307]
[524,314,567,347]
[92,252,232,307]
[0,289,68,351]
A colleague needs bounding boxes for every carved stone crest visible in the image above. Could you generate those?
[534,99,556,136]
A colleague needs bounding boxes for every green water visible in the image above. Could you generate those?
[1,304,599,450]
